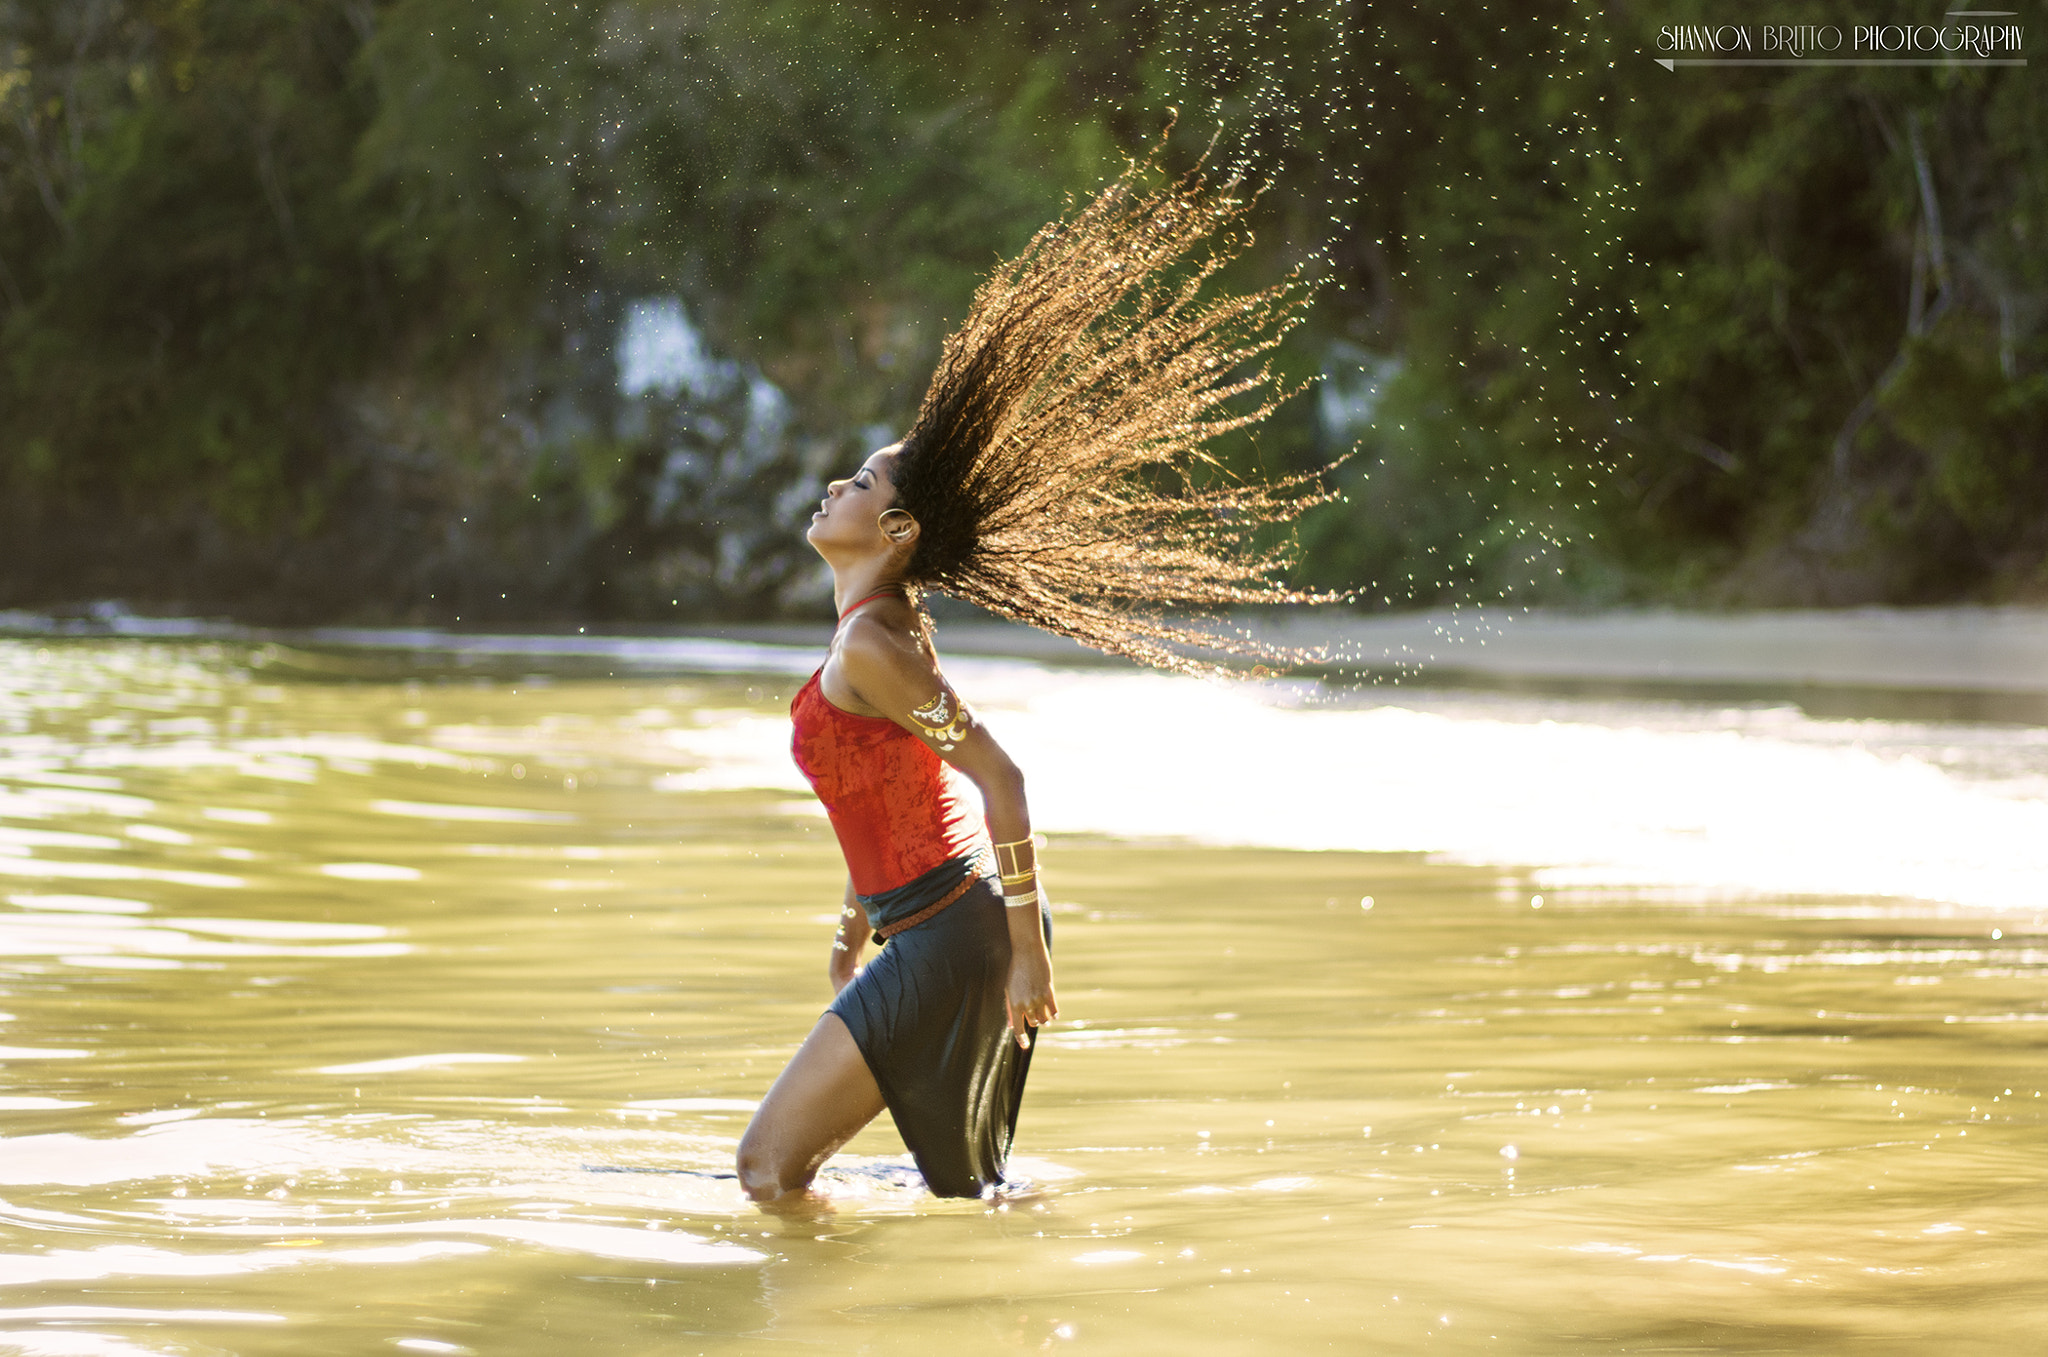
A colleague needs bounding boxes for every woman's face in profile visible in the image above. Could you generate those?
[805,445,902,553]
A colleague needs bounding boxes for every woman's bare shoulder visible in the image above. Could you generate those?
[837,608,944,703]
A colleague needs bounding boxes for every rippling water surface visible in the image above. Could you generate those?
[1,636,2044,1354]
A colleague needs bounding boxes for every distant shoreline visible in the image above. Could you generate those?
[1238,606,2048,696]
[723,605,2048,697]
[9,603,2048,699]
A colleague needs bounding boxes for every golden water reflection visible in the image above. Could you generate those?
[0,639,2043,1354]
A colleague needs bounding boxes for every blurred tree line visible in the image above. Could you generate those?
[1,0,2041,624]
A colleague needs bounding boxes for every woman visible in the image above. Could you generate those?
[735,150,1342,1206]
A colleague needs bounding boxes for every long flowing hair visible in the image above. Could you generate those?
[892,146,1344,676]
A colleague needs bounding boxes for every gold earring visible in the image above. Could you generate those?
[879,510,917,543]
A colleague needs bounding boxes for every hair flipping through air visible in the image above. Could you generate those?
[890,149,1345,676]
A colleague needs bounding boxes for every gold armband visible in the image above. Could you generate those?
[992,835,1037,880]
[908,689,974,751]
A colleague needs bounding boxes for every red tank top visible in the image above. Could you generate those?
[789,597,984,895]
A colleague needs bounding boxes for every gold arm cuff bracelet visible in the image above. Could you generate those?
[992,838,1036,878]
[999,870,1038,886]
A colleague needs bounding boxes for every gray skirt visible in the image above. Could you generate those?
[827,858,1051,1197]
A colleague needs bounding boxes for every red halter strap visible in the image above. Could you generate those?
[837,586,906,624]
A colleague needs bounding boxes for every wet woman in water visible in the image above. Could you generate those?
[734,150,1341,1205]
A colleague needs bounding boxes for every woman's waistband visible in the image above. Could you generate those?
[857,850,992,936]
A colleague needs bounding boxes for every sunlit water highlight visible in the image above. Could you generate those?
[0,636,2044,1354]
[653,644,2048,912]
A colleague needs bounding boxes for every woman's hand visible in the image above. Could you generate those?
[1003,888,1057,1048]
[829,945,861,996]
[1004,946,1057,1048]
[829,878,868,995]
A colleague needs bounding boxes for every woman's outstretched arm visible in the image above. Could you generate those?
[835,619,1057,1045]
[936,722,1056,1047]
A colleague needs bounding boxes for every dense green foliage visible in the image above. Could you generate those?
[2,0,2042,622]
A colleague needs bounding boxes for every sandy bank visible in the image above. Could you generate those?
[1241,606,2048,694]
[721,606,2048,696]
[10,603,2048,697]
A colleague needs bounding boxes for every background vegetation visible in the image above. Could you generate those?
[2,0,2042,624]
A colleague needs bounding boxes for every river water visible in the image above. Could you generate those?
[1,634,2044,1354]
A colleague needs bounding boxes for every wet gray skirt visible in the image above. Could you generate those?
[827,857,1051,1198]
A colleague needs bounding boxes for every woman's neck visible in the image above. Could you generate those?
[830,562,907,618]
